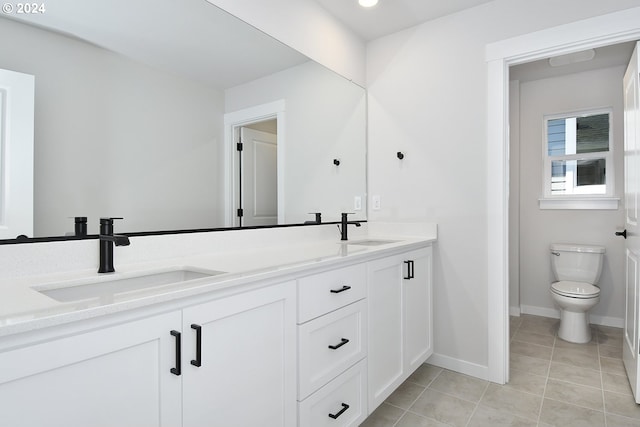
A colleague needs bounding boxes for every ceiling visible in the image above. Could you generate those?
[4,0,308,90]
[314,0,495,41]
[510,42,636,82]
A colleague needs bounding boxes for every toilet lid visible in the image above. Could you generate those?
[551,281,600,298]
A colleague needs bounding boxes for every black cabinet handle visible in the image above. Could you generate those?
[328,338,349,350]
[330,285,351,294]
[170,330,181,376]
[404,260,415,280]
[328,403,350,419]
[190,324,202,367]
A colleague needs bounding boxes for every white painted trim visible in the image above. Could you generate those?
[426,353,489,381]
[223,100,286,227]
[509,306,521,317]
[539,197,620,210]
[487,58,509,385]
[0,69,34,240]
[486,6,640,386]
[520,304,623,328]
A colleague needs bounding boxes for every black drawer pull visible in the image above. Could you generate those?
[328,403,350,419]
[404,260,415,280]
[328,338,349,350]
[330,285,351,294]
[170,330,181,376]
[190,324,202,367]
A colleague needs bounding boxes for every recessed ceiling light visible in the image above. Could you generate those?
[359,0,378,7]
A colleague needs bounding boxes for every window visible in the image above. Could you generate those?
[541,109,616,209]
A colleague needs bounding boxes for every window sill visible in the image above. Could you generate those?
[538,197,620,210]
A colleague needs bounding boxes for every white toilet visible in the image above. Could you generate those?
[549,243,605,343]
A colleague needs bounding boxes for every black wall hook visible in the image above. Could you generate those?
[397,151,404,159]
[333,159,340,166]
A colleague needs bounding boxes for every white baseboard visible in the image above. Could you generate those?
[519,304,623,328]
[509,306,521,317]
[520,305,560,319]
[426,353,489,381]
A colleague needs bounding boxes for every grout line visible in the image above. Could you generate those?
[463,381,490,427]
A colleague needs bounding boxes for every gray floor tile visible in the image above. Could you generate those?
[360,403,405,427]
[467,404,537,427]
[539,398,605,427]
[549,361,601,389]
[510,352,551,376]
[395,412,449,427]
[605,391,640,420]
[409,389,476,427]
[544,378,603,410]
[511,340,553,360]
[385,381,425,409]
[505,368,546,395]
[479,383,542,421]
[407,364,442,387]
[429,369,488,403]
[603,372,633,396]
[360,316,632,426]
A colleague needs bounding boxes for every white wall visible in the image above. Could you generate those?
[206,0,366,87]
[514,66,626,326]
[0,19,225,236]
[366,0,640,375]
[225,61,367,223]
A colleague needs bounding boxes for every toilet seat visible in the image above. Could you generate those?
[551,281,600,299]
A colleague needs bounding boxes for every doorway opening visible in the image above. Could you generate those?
[223,100,285,228]
[234,119,278,227]
[486,8,640,384]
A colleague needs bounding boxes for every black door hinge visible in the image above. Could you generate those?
[237,208,244,217]
[237,142,243,151]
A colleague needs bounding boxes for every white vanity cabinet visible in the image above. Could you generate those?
[0,280,297,427]
[181,281,297,427]
[297,263,368,427]
[367,246,433,411]
[0,311,183,427]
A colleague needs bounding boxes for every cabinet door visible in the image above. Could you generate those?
[182,282,297,427]
[367,254,404,410]
[0,312,182,427]
[404,247,433,373]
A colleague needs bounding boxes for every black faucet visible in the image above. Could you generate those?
[98,217,130,273]
[304,212,322,224]
[339,212,361,241]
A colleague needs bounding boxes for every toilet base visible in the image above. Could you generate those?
[558,310,592,343]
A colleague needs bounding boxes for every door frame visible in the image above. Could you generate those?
[486,7,640,384]
[223,100,286,227]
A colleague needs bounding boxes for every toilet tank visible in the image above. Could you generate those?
[550,243,606,284]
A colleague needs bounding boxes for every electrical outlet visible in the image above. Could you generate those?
[372,195,381,210]
[354,196,362,211]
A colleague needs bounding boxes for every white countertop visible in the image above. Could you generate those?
[0,224,436,337]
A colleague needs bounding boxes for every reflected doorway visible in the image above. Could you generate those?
[236,121,278,227]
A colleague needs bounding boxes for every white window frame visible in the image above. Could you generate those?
[540,107,619,210]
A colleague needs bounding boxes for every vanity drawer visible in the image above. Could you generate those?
[297,263,366,323]
[298,300,367,399]
[298,359,367,427]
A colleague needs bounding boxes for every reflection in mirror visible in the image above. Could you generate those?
[0,0,366,241]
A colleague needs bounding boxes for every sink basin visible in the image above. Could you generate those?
[347,239,399,246]
[35,267,226,303]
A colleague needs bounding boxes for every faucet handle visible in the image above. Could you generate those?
[100,217,124,222]
[307,212,322,224]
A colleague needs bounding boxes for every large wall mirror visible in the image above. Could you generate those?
[0,0,367,241]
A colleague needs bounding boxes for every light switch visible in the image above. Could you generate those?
[372,195,381,210]
[354,196,362,211]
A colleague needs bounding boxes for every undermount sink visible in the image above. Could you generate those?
[34,267,226,303]
[347,239,399,246]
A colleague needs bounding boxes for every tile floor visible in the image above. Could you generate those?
[361,314,640,427]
